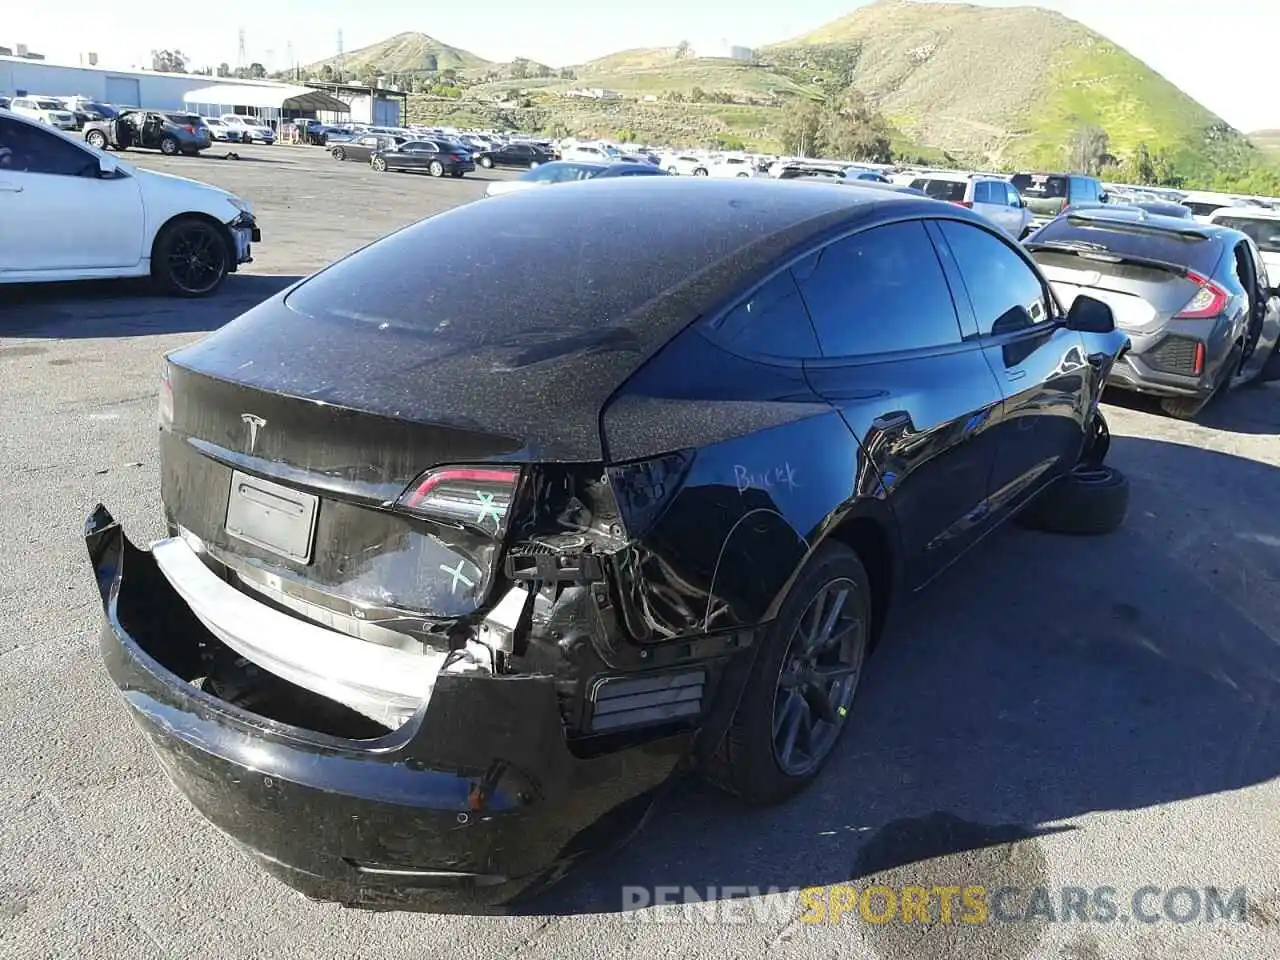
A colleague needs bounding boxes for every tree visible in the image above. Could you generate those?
[1068,124,1110,175]
[780,101,825,157]
[423,53,438,72]
[675,40,691,59]
[509,57,530,80]
[559,67,576,80]
[216,62,231,78]
[151,49,186,73]
[689,86,706,103]
[825,88,893,163]
[441,68,458,81]
[319,64,336,81]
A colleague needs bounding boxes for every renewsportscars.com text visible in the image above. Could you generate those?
[620,885,1248,925]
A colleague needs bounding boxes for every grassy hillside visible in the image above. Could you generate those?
[341,2,1280,190]
[305,31,493,76]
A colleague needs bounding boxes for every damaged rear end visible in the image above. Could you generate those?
[86,188,791,909]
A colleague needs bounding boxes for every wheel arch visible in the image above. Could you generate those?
[149,212,238,275]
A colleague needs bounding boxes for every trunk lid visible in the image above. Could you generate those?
[1011,173,1068,218]
[162,359,523,627]
[1032,249,1200,335]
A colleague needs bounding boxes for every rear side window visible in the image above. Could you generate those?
[911,179,967,203]
[794,221,962,357]
[973,181,994,203]
[939,222,1049,334]
[1214,216,1280,254]
[1031,218,1222,275]
[1012,174,1067,199]
[709,271,821,359]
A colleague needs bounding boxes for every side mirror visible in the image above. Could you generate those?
[1099,192,1110,203]
[1064,294,1116,333]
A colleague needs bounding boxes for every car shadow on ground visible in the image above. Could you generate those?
[521,434,1280,919]
[0,274,301,339]
[1103,349,1280,435]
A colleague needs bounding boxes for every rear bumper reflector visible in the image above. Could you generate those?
[151,537,445,729]
[588,670,706,733]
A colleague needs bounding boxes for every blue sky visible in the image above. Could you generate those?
[6,0,1277,129]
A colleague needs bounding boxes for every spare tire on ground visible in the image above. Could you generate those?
[1014,464,1129,536]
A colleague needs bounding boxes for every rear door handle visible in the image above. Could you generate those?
[0,182,23,193]
[871,412,912,432]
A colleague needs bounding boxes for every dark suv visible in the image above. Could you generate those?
[1012,172,1108,229]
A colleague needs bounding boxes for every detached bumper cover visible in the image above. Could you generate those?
[85,505,687,911]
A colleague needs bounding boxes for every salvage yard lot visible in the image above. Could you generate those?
[2,144,1279,960]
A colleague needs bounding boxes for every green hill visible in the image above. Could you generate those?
[1251,130,1280,158]
[354,3,1280,190]
[305,31,493,76]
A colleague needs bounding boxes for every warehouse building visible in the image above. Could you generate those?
[0,55,402,125]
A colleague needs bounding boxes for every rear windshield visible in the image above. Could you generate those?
[1030,218,1222,274]
[1012,174,1068,199]
[1184,201,1227,217]
[1212,216,1280,253]
[165,114,203,125]
[911,178,967,202]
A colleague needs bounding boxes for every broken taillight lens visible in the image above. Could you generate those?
[395,465,521,535]
[158,363,174,430]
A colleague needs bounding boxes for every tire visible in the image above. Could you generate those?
[703,542,872,806]
[666,166,678,174]
[150,217,230,298]
[1159,394,1210,420]
[736,172,750,178]
[331,146,346,161]
[450,170,464,178]
[479,156,494,168]
[159,136,179,156]
[693,167,708,177]
[1015,464,1129,536]
[429,160,445,177]
[371,156,387,173]
[85,130,107,149]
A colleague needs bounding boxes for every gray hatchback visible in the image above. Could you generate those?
[1027,208,1280,418]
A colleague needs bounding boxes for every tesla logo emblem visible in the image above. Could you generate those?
[241,413,266,453]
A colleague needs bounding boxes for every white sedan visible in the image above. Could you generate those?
[0,111,260,296]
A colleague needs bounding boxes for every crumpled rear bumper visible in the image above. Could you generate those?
[85,505,688,912]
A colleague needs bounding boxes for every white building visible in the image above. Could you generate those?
[0,56,400,125]
[697,41,754,61]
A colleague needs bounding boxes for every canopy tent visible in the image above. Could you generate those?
[182,83,350,116]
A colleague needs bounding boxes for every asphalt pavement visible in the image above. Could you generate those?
[1,142,1278,960]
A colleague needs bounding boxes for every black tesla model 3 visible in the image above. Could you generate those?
[86,177,1130,912]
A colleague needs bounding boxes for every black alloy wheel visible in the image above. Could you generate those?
[703,541,871,805]
[332,146,346,160]
[771,576,867,778]
[152,219,229,297]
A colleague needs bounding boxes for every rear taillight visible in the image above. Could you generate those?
[158,364,174,430]
[396,466,521,535]
[1174,271,1229,320]
[184,124,196,134]
[952,200,973,208]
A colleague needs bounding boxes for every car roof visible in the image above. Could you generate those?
[600,161,665,174]
[1209,206,1280,221]
[230,178,971,460]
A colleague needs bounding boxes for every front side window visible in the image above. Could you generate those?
[0,117,98,177]
[939,221,1050,334]
[794,220,963,357]
[708,270,821,359]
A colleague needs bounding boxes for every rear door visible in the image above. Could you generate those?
[798,218,1006,586]
[974,180,1013,235]
[933,220,1090,515]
